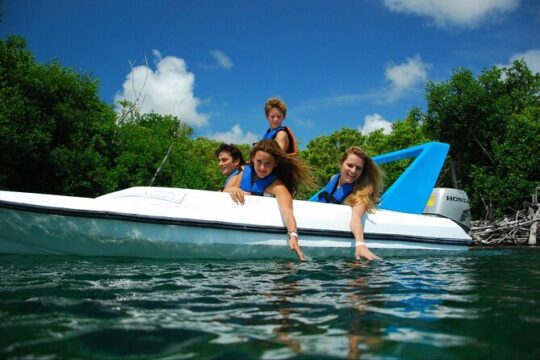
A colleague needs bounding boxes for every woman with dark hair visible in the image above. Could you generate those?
[224,140,313,261]
[311,146,383,261]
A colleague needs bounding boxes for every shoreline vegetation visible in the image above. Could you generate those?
[1,35,539,244]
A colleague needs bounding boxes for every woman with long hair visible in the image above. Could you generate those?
[224,140,313,261]
[311,146,383,261]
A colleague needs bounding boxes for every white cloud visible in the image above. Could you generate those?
[294,55,430,113]
[508,49,540,74]
[293,118,316,129]
[384,0,520,29]
[115,50,209,127]
[210,50,233,69]
[359,113,393,135]
[384,55,430,102]
[295,56,430,110]
[207,124,259,145]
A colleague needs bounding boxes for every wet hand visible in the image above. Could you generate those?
[355,243,381,261]
[288,235,306,261]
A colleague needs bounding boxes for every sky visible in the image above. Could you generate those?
[1,0,539,147]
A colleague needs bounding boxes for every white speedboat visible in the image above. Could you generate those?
[0,142,472,259]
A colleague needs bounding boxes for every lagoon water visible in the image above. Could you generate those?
[1,248,539,359]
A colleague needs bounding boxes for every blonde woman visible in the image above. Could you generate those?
[311,146,383,261]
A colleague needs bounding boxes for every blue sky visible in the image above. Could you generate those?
[2,0,539,147]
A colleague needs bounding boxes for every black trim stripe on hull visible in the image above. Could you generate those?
[0,200,472,246]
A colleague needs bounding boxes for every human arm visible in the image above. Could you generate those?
[350,203,381,261]
[223,173,247,205]
[274,131,290,154]
[267,181,306,261]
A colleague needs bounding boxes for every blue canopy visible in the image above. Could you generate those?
[373,142,449,214]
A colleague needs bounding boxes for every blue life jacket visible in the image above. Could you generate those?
[221,168,242,191]
[260,126,297,156]
[239,164,277,196]
[314,174,354,204]
[261,126,287,141]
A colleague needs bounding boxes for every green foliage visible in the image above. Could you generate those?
[105,107,250,192]
[468,107,540,217]
[0,35,117,196]
[424,60,540,217]
[170,136,223,190]
[104,113,188,190]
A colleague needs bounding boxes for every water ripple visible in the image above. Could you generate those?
[1,250,540,359]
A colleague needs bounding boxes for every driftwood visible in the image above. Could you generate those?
[470,187,540,246]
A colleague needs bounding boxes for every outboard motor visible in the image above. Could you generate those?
[423,188,471,231]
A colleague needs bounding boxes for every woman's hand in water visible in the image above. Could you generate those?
[355,243,381,261]
[288,233,306,261]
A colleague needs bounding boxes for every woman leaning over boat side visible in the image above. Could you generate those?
[310,146,383,261]
[224,140,314,261]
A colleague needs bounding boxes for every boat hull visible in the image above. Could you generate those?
[0,187,472,259]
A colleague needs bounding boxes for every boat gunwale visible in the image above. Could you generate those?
[0,199,473,246]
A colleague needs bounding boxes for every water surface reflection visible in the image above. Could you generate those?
[2,251,539,359]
